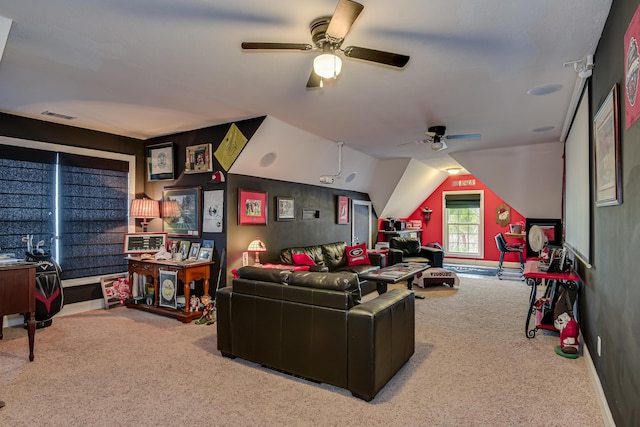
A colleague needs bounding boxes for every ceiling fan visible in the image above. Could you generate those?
[400,126,482,151]
[241,0,410,88]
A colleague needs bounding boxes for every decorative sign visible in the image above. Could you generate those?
[214,123,248,171]
[452,179,476,187]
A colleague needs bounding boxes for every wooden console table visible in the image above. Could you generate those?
[0,264,36,361]
[126,257,213,323]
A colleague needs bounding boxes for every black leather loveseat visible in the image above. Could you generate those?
[388,237,444,268]
[216,267,415,401]
[279,241,385,295]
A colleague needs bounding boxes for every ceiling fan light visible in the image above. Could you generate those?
[314,53,342,79]
[432,141,444,151]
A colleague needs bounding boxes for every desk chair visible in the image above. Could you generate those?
[495,233,524,279]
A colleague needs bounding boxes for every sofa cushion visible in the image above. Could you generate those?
[334,264,380,275]
[292,253,317,266]
[289,271,362,304]
[280,245,325,267]
[321,242,348,270]
[389,237,421,256]
[346,243,369,266]
[236,266,291,284]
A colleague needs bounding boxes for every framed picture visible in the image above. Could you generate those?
[188,243,201,260]
[158,270,178,309]
[163,186,202,237]
[184,143,213,174]
[147,142,175,181]
[337,196,349,224]
[178,241,191,259]
[276,196,295,221]
[238,189,267,225]
[593,84,622,207]
[203,189,224,233]
[198,247,213,262]
[123,232,167,254]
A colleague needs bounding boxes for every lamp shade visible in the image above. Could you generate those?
[130,198,160,219]
[163,200,181,218]
[313,53,342,79]
[247,239,266,252]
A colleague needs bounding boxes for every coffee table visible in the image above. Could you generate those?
[359,262,430,299]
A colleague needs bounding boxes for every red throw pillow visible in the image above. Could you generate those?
[346,243,369,266]
[292,253,317,266]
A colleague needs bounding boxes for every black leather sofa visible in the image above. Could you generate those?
[279,241,385,295]
[388,237,444,268]
[216,267,415,401]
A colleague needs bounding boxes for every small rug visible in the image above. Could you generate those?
[443,264,499,277]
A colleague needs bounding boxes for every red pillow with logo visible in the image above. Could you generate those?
[346,243,369,266]
[292,253,317,266]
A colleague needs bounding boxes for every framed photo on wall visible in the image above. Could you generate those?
[276,196,295,221]
[238,189,267,225]
[184,143,213,174]
[123,232,167,254]
[593,84,622,207]
[337,196,349,224]
[163,186,202,237]
[147,142,174,181]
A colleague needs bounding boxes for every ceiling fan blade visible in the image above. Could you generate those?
[343,46,409,68]
[445,134,482,140]
[326,0,364,41]
[397,140,424,147]
[241,42,313,50]
[306,70,322,88]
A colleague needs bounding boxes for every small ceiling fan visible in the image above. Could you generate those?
[241,0,410,88]
[399,126,482,151]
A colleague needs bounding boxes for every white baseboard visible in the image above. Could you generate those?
[583,344,616,426]
[2,299,105,328]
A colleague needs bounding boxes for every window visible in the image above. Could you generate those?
[443,191,483,257]
[0,138,135,283]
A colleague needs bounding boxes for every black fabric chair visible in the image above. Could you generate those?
[495,233,524,279]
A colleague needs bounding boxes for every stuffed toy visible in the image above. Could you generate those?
[560,317,580,354]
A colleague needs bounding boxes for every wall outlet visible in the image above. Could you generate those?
[597,336,602,357]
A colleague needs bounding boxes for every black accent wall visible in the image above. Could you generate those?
[225,174,376,286]
[580,2,640,425]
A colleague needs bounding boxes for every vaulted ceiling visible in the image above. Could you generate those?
[0,1,612,217]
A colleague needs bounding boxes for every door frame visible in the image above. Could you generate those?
[351,199,373,248]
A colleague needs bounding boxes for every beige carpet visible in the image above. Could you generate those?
[0,276,604,426]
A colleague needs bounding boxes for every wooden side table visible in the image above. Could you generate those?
[126,257,214,323]
[0,264,36,361]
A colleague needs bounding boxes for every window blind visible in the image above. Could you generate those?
[58,154,128,279]
[445,193,481,209]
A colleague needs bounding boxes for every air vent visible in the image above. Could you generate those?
[41,111,76,120]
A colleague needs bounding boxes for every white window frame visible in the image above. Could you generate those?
[442,190,484,258]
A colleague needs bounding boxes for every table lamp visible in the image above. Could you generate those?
[130,198,160,232]
[247,239,266,265]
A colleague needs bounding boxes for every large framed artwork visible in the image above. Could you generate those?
[593,84,622,207]
[238,189,267,225]
[337,196,349,224]
[147,142,175,181]
[163,186,202,237]
[624,4,640,129]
